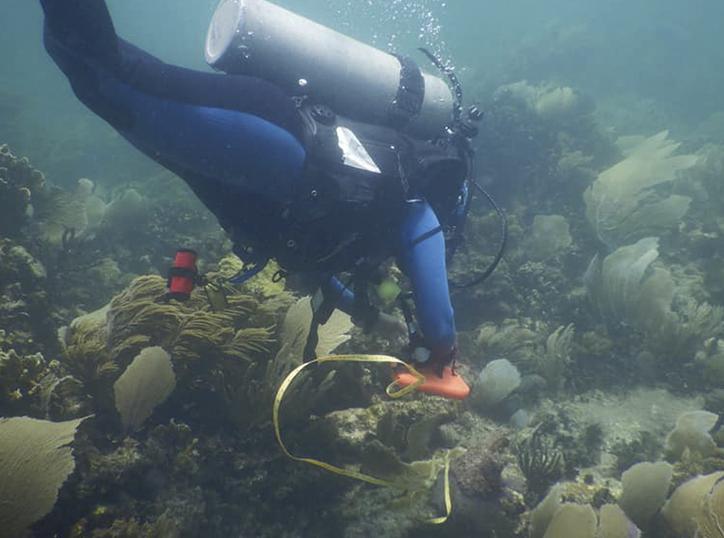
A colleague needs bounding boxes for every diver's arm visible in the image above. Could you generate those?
[316,202,455,347]
[321,276,380,329]
[39,0,306,202]
[319,276,405,337]
[396,200,458,368]
[322,276,355,313]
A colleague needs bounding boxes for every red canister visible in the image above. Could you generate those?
[167,249,198,300]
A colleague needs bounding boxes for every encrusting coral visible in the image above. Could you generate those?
[0,144,46,238]
[0,239,56,355]
[0,349,48,415]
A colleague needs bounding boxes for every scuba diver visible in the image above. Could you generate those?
[39,0,498,399]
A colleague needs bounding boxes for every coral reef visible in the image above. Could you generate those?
[0,349,56,417]
[3,40,724,536]
[63,273,280,429]
[0,239,56,355]
[0,143,45,238]
[524,214,573,261]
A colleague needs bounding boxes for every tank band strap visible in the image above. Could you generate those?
[411,225,443,247]
[389,55,425,128]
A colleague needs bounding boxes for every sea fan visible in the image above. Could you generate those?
[584,131,697,248]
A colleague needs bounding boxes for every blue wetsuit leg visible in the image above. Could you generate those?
[95,76,305,202]
[40,0,305,208]
[397,201,456,359]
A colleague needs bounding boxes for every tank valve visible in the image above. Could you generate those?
[468,105,484,122]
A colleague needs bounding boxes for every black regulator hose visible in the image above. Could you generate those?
[418,47,507,289]
[450,180,508,290]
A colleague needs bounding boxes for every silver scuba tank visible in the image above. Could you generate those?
[204,0,455,140]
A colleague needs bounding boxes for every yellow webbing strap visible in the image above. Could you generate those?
[273,354,453,524]
[427,450,452,525]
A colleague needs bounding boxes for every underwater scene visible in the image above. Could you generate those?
[3,0,724,536]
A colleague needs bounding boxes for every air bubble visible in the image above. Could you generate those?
[325,0,451,63]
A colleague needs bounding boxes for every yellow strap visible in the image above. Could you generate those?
[427,450,452,525]
[272,354,453,524]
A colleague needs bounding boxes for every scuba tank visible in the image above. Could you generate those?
[204,0,455,140]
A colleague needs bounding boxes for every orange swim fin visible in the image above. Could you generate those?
[393,365,471,400]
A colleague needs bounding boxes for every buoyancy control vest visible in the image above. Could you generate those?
[229,101,471,276]
[204,0,481,277]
